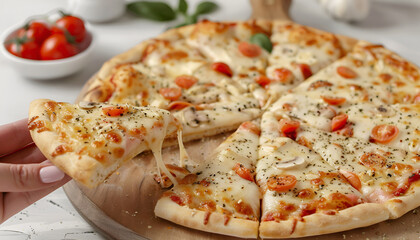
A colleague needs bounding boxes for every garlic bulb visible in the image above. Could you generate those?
[319,0,371,22]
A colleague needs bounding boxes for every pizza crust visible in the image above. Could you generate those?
[385,184,420,219]
[154,197,259,239]
[259,203,389,238]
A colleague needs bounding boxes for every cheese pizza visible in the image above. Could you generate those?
[29,19,420,239]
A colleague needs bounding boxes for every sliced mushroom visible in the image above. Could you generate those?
[78,101,97,109]
[371,105,396,118]
[275,156,306,169]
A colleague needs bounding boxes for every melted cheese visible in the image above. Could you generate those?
[257,112,362,219]
[296,125,420,202]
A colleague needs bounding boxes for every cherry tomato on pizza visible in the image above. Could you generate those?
[370,124,399,144]
[267,175,297,192]
[238,42,261,58]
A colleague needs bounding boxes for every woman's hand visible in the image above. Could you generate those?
[0,119,71,224]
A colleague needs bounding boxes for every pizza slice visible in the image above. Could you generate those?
[258,22,355,104]
[155,122,261,238]
[271,93,420,153]
[294,123,420,219]
[83,24,262,145]
[290,41,420,106]
[186,20,272,106]
[28,99,181,187]
[257,112,387,238]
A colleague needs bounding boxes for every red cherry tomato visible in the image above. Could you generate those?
[40,34,78,60]
[331,114,348,131]
[18,22,51,45]
[7,41,40,60]
[174,75,198,89]
[232,163,254,182]
[211,62,232,77]
[159,87,182,101]
[370,124,399,144]
[267,175,297,192]
[238,42,261,58]
[53,15,86,43]
[337,66,358,79]
[278,119,300,133]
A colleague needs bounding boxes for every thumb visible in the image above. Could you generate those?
[0,162,66,192]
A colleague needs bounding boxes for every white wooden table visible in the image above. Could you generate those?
[1,0,420,239]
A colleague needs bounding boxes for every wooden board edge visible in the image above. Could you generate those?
[63,181,147,240]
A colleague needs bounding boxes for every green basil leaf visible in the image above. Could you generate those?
[127,1,176,21]
[195,1,218,15]
[178,0,188,14]
[250,33,272,53]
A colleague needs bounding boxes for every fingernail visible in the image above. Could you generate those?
[40,166,65,183]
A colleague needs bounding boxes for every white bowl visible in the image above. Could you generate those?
[0,23,95,80]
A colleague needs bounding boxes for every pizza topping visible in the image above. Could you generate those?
[233,163,254,182]
[275,156,306,169]
[267,175,297,192]
[174,75,198,89]
[278,119,300,133]
[273,68,294,83]
[78,101,96,109]
[339,170,362,191]
[370,124,399,144]
[321,95,347,105]
[297,63,312,79]
[255,75,271,88]
[102,106,128,117]
[393,171,420,196]
[359,152,387,169]
[337,66,358,79]
[331,114,348,131]
[159,87,182,101]
[167,101,201,111]
[211,62,232,77]
[238,41,262,58]
[308,80,333,90]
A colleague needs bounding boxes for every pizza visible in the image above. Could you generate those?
[28,99,181,187]
[31,20,420,238]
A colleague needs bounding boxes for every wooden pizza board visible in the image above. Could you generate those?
[63,1,420,239]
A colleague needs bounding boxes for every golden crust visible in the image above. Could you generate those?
[385,184,420,219]
[260,203,389,238]
[155,197,259,239]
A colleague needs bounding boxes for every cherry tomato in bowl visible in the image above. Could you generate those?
[1,17,95,79]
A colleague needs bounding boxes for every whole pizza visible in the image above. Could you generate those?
[29,20,420,238]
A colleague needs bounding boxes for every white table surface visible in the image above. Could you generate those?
[1,0,420,239]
